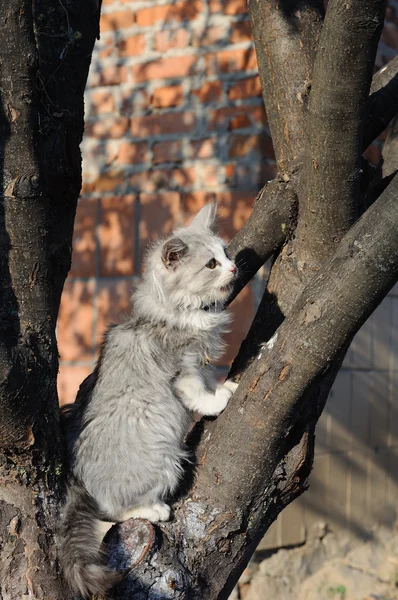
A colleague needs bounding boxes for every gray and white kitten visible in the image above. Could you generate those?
[59,202,238,598]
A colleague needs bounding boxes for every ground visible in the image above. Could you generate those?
[235,526,398,600]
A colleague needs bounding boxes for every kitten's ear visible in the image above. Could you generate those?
[161,237,188,269]
[189,201,217,232]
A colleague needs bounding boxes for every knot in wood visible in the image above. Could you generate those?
[7,173,40,199]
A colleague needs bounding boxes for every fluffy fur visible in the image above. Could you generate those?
[59,202,238,597]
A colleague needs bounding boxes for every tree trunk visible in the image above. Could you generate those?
[0,1,99,597]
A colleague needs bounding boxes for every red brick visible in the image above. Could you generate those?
[209,106,267,130]
[187,138,216,159]
[58,365,93,407]
[169,166,196,188]
[192,81,222,103]
[90,65,127,87]
[229,77,262,100]
[229,114,252,130]
[58,281,95,361]
[131,112,195,137]
[225,163,235,182]
[191,26,225,47]
[99,196,136,277]
[206,48,258,75]
[155,29,190,52]
[117,34,146,57]
[151,85,183,108]
[129,171,158,193]
[121,88,151,115]
[229,133,275,159]
[216,191,254,239]
[70,198,98,278]
[140,192,181,258]
[208,0,222,13]
[82,171,125,194]
[96,280,134,346]
[98,38,114,59]
[132,55,197,83]
[182,190,253,239]
[230,21,253,43]
[118,142,148,164]
[221,286,255,365]
[223,0,248,14]
[209,0,247,13]
[181,191,216,221]
[153,140,182,164]
[90,91,115,115]
[129,167,194,192]
[85,117,130,139]
[100,10,134,32]
[202,164,219,187]
[135,0,203,27]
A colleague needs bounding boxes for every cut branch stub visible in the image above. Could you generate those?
[106,519,191,599]
[105,519,155,573]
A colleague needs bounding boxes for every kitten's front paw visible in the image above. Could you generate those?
[223,379,239,393]
[212,385,233,415]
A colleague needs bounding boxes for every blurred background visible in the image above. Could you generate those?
[56,0,398,594]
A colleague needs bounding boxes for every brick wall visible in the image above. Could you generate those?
[57,0,276,405]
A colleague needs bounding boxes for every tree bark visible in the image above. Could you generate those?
[0,1,99,597]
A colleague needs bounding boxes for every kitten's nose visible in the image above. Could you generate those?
[230,265,237,274]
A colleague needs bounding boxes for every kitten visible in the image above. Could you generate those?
[59,202,238,598]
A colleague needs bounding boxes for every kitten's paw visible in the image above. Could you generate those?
[211,385,233,415]
[122,502,170,523]
[223,379,239,393]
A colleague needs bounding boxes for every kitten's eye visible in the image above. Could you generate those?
[206,258,218,269]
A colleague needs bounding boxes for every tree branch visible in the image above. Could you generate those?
[363,55,398,150]
[226,177,297,304]
[295,0,387,266]
[248,0,324,170]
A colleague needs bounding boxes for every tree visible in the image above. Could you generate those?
[0,0,397,598]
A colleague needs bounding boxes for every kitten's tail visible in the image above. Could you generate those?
[59,483,122,598]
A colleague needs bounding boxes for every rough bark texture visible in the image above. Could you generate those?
[294,0,387,267]
[0,1,99,597]
[248,0,324,170]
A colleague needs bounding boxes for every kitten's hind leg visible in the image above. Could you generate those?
[122,502,171,523]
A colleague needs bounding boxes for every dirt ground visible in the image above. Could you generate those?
[232,525,398,600]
